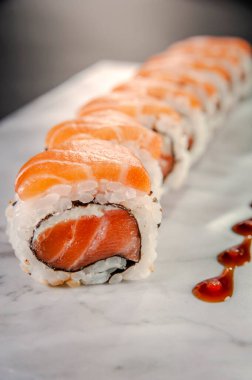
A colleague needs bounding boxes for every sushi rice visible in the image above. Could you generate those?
[5,35,252,287]
[6,180,161,286]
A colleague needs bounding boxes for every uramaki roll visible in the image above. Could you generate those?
[78,92,191,189]
[167,36,252,97]
[143,54,234,110]
[6,35,252,289]
[113,77,208,163]
[138,65,224,129]
[6,140,161,286]
[45,110,164,197]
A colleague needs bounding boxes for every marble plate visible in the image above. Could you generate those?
[0,62,252,380]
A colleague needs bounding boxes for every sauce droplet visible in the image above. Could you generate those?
[217,237,251,267]
[192,268,234,303]
[232,218,252,236]
[193,215,252,303]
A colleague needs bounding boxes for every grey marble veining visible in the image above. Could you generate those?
[0,62,252,380]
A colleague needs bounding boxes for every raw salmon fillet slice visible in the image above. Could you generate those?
[144,53,233,83]
[46,110,162,160]
[15,139,151,200]
[31,207,141,272]
[78,92,181,123]
[138,67,217,98]
[114,77,203,110]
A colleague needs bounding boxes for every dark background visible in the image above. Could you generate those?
[0,0,251,119]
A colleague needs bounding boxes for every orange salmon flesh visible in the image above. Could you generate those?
[114,78,202,110]
[15,140,151,200]
[46,110,162,161]
[78,92,182,123]
[31,204,141,272]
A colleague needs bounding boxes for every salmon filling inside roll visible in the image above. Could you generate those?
[30,203,141,272]
[159,152,174,178]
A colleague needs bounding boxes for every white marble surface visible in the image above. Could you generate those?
[1,61,252,380]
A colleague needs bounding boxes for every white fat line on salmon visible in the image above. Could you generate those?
[49,125,91,147]
[16,159,94,184]
[18,173,69,195]
[33,204,114,241]
[47,123,76,146]
[47,220,78,264]
[49,122,123,147]
[69,217,109,271]
[122,235,139,256]
[119,162,130,184]
[109,125,125,142]
[66,133,94,143]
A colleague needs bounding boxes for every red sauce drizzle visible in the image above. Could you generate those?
[192,205,252,303]
[232,218,252,236]
[192,268,234,303]
[217,238,251,267]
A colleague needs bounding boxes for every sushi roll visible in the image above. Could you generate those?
[162,51,243,102]
[45,110,164,197]
[6,35,251,290]
[78,92,191,189]
[138,65,223,129]
[6,139,162,286]
[143,54,235,111]
[168,36,252,98]
[113,77,208,163]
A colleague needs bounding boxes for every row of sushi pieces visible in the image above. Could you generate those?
[6,36,252,287]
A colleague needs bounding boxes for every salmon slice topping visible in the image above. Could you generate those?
[144,53,233,83]
[31,205,141,272]
[138,68,218,97]
[78,92,181,123]
[114,78,202,110]
[15,139,151,200]
[45,110,162,160]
